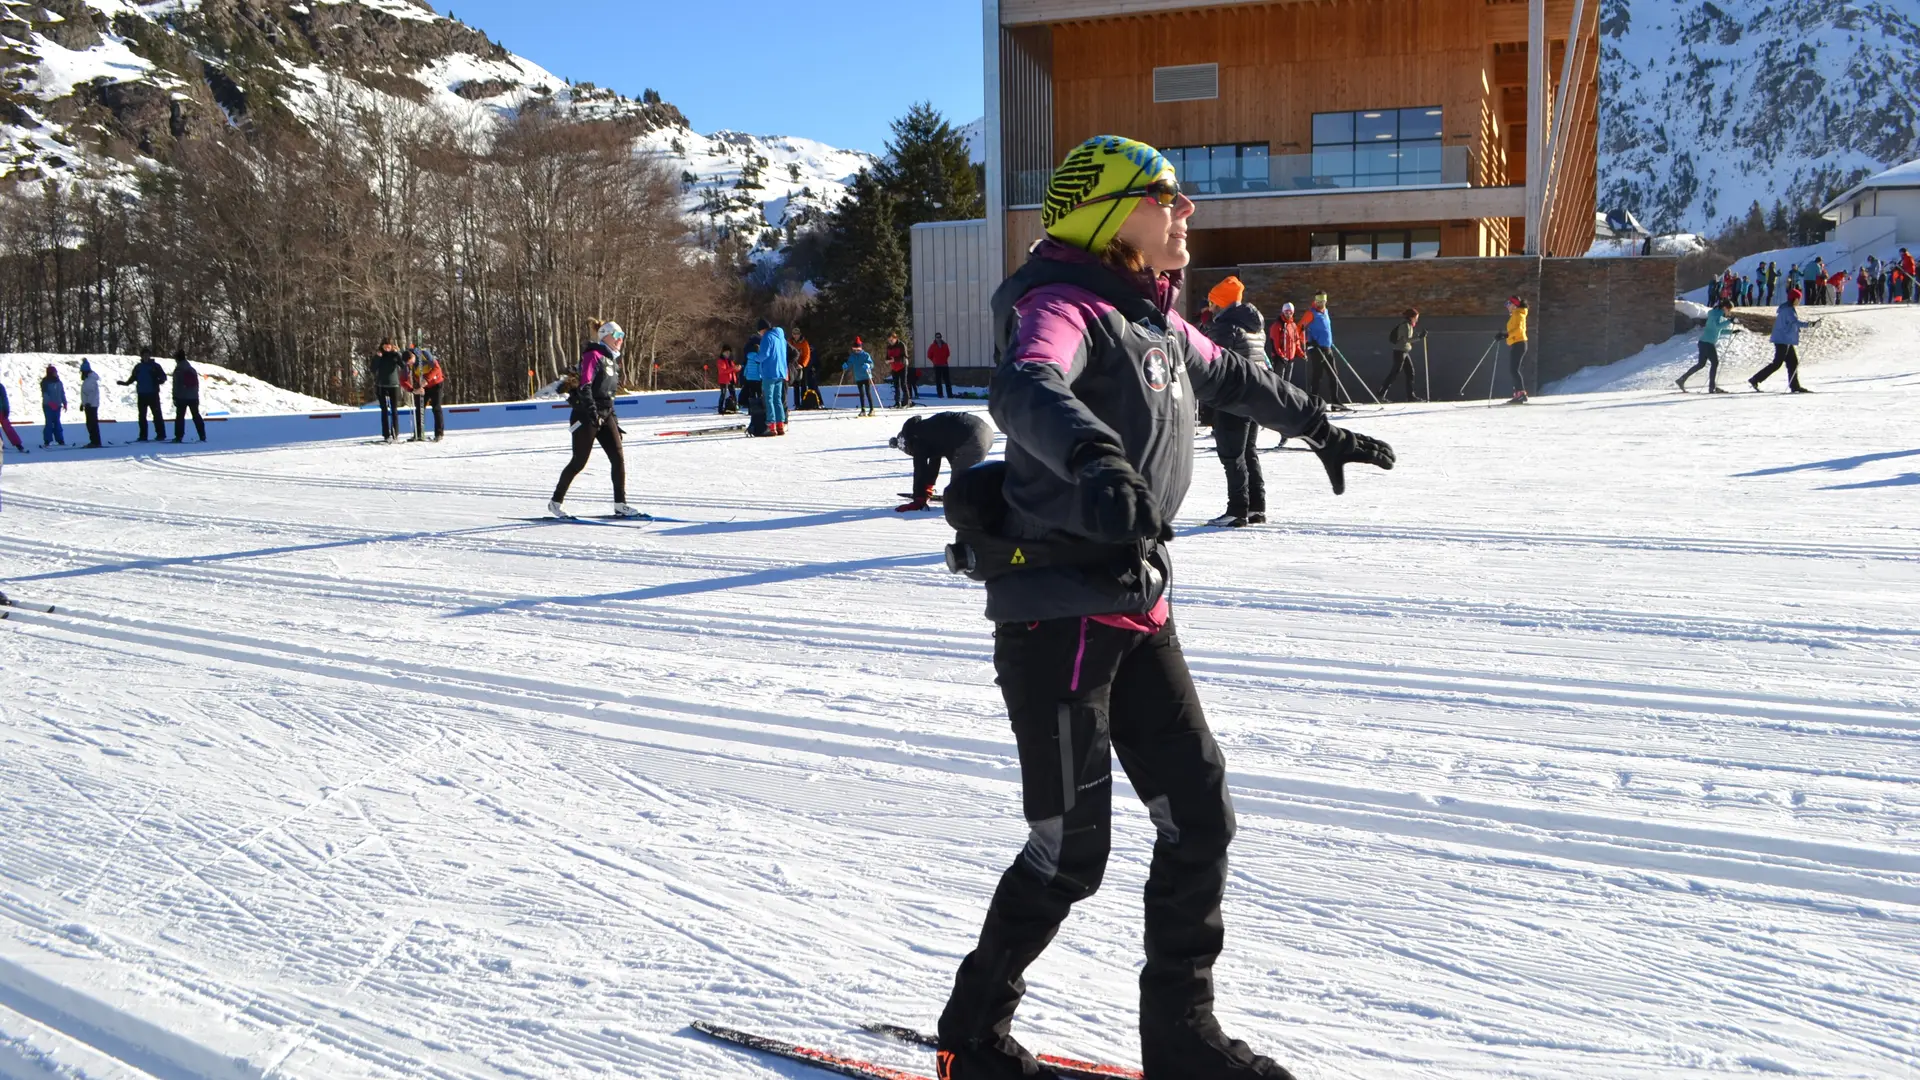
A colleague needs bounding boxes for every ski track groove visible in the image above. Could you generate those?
[6,364,1920,1079]
[8,606,1919,910]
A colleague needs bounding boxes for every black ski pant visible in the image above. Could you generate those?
[855,379,877,413]
[940,617,1235,1053]
[418,384,444,438]
[933,366,954,398]
[1306,345,1344,404]
[1379,351,1417,402]
[911,438,991,496]
[1509,340,1529,395]
[1211,411,1265,518]
[1751,344,1803,390]
[1679,342,1720,390]
[173,402,204,441]
[376,387,402,440]
[552,411,626,504]
[135,394,165,441]
[83,405,101,446]
[890,369,909,407]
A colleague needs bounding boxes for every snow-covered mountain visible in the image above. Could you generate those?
[1600,0,1920,234]
[0,0,873,246]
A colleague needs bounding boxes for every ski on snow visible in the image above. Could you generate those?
[691,1022,931,1080]
[862,1022,1143,1080]
[0,593,57,618]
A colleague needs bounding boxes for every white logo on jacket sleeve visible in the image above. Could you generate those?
[1143,348,1171,392]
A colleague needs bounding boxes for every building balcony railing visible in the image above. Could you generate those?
[1009,145,1477,209]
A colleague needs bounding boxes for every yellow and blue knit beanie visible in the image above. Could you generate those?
[1043,135,1176,254]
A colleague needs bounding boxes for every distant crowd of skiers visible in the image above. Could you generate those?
[1,351,206,453]
[1712,247,1920,308]
[1201,281,1534,412]
[710,325,963,436]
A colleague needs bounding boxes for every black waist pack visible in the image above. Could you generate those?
[941,462,1146,583]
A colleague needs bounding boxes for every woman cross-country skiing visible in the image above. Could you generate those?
[549,321,645,519]
[1503,296,1530,403]
[935,135,1395,1080]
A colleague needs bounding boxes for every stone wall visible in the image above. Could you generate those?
[1189,256,1678,399]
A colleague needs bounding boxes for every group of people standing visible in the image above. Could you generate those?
[1714,248,1920,309]
[2,352,206,452]
[713,329,963,423]
[369,340,446,443]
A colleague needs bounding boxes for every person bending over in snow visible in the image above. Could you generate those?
[549,321,645,519]
[891,411,993,512]
[934,134,1394,1080]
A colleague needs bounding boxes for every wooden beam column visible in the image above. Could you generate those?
[1524,0,1546,254]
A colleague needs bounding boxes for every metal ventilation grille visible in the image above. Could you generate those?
[1153,64,1218,103]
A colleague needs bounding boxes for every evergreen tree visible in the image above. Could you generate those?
[876,102,984,232]
[809,170,908,368]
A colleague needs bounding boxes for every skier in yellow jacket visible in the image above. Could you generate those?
[1503,296,1530,404]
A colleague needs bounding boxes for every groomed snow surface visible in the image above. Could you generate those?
[1,309,1917,1079]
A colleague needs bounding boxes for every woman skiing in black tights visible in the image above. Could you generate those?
[935,135,1395,1080]
[549,321,645,519]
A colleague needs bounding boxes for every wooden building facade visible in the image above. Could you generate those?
[982,0,1602,278]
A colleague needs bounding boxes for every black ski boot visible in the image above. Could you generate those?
[935,1035,1060,1079]
[1141,1014,1296,1080]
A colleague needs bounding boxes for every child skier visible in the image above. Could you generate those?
[1677,299,1735,393]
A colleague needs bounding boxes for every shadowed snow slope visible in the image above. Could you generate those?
[1,310,1917,1078]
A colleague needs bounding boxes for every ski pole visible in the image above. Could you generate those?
[1422,337,1432,402]
[1333,346,1383,405]
[1457,340,1498,396]
[1487,340,1502,402]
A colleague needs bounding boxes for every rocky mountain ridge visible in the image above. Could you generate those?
[0,0,871,247]
[1600,0,1920,234]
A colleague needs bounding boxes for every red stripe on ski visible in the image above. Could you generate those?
[861,1022,1143,1080]
[693,1021,933,1080]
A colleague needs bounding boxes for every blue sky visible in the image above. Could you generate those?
[433,1,985,154]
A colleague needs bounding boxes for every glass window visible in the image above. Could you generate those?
[1344,233,1375,261]
[1356,110,1397,143]
[1410,229,1441,259]
[1242,144,1270,190]
[1400,107,1444,141]
[1312,112,1353,144]
[1374,231,1408,260]
[1310,232,1340,262]
[1168,143,1271,195]
[1312,147,1353,187]
[1212,145,1241,192]
[1311,107,1445,189]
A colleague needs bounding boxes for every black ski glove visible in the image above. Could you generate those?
[1070,445,1163,542]
[1302,420,1395,496]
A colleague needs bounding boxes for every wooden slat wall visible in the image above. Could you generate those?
[1542,0,1599,256]
[1049,0,1489,166]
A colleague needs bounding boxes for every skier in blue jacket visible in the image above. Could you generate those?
[1748,287,1815,393]
[844,337,878,416]
[1299,292,1346,409]
[1677,300,1736,393]
[757,320,790,435]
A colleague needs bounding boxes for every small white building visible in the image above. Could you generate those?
[909,219,994,373]
[1822,159,1920,261]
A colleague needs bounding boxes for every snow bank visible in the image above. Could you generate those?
[1,353,341,420]
[1546,309,1876,395]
